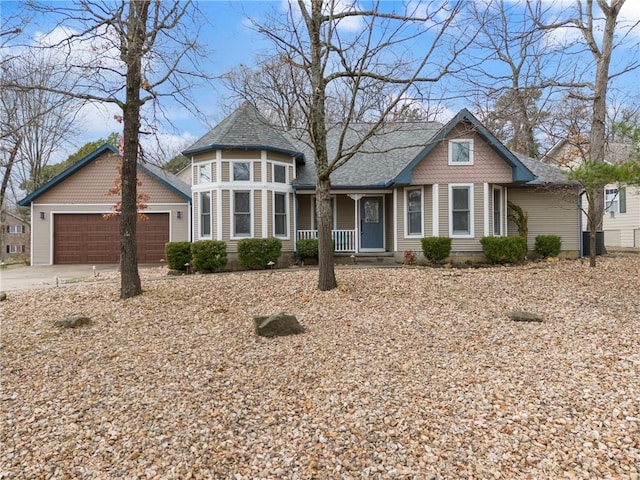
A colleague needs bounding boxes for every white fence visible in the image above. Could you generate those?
[297,229,357,252]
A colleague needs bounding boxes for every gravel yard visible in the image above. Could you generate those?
[1,256,639,479]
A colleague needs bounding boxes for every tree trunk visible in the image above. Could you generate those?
[316,177,337,291]
[586,189,597,267]
[119,0,149,299]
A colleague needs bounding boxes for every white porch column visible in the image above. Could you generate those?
[348,193,364,253]
[483,183,490,237]
[432,184,439,236]
[393,189,398,252]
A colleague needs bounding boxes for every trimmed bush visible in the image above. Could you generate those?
[191,240,227,273]
[296,238,318,262]
[480,236,527,264]
[238,237,282,270]
[535,235,562,258]
[164,241,192,270]
[421,237,452,263]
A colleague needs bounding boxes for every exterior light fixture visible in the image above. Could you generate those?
[40,212,45,220]
[176,211,182,219]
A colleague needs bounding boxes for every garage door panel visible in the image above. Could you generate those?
[54,213,169,264]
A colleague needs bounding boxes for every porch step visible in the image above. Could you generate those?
[334,253,398,266]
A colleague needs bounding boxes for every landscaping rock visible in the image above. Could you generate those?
[507,310,544,322]
[254,312,305,337]
[54,315,92,328]
[0,292,6,301]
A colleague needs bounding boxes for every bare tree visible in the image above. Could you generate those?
[534,0,639,265]
[461,0,558,157]
[10,1,210,298]
[251,0,472,290]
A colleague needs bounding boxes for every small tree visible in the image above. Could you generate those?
[507,201,528,238]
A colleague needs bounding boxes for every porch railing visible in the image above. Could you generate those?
[297,229,357,252]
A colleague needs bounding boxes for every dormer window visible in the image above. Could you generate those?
[233,162,251,181]
[449,139,473,165]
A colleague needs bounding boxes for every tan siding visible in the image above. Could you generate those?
[507,188,580,255]
[253,162,261,183]
[336,195,355,229]
[297,195,313,230]
[424,185,433,237]
[412,124,513,185]
[222,190,230,243]
[221,163,230,182]
[439,185,448,237]
[193,192,200,238]
[385,193,393,252]
[266,162,273,183]
[267,152,295,165]
[222,151,260,161]
[602,185,640,247]
[254,191,262,238]
[396,187,431,253]
[211,192,217,240]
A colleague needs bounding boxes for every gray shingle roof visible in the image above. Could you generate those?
[513,153,575,186]
[183,102,301,157]
[288,122,443,188]
[141,161,192,200]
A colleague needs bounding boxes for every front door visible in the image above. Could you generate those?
[360,196,384,251]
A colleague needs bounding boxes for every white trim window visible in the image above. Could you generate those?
[233,162,251,182]
[492,187,503,236]
[605,188,619,213]
[6,245,25,254]
[198,163,212,184]
[200,191,211,237]
[7,225,25,234]
[406,188,423,237]
[233,191,252,237]
[273,192,288,237]
[449,184,474,237]
[273,164,287,184]
[448,139,474,165]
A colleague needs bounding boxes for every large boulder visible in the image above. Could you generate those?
[507,311,544,323]
[254,312,305,337]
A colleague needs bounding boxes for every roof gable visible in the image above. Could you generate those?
[392,109,536,185]
[18,144,191,206]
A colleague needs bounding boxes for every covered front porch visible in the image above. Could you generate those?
[295,191,393,253]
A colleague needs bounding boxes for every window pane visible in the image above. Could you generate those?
[409,212,421,235]
[199,164,211,183]
[274,165,286,183]
[493,189,501,235]
[233,162,251,181]
[200,192,211,236]
[452,211,469,234]
[234,192,250,212]
[364,199,379,223]
[235,214,251,235]
[275,215,286,236]
[452,188,469,209]
[201,192,211,214]
[452,142,470,163]
[274,193,286,213]
[408,189,421,212]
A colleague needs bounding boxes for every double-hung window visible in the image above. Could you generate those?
[406,188,422,236]
[7,225,25,234]
[274,192,287,237]
[449,139,473,165]
[450,184,473,237]
[233,162,251,182]
[492,187,502,236]
[605,188,619,213]
[200,192,211,237]
[233,191,251,237]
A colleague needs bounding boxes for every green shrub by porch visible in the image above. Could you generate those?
[296,238,318,262]
[480,236,527,264]
[421,237,452,262]
[191,240,227,273]
[535,235,562,258]
[238,237,282,269]
[164,241,192,270]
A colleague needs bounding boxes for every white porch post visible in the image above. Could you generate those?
[348,193,364,253]
[432,184,439,236]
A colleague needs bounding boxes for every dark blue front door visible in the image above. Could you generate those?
[360,197,384,250]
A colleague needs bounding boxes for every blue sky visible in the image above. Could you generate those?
[2,0,639,163]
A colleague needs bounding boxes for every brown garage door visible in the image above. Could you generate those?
[54,213,170,264]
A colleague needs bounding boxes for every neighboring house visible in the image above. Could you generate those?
[18,144,192,265]
[175,164,192,186]
[0,210,30,262]
[544,139,639,248]
[184,103,581,263]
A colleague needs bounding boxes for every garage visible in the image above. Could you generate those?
[53,213,169,264]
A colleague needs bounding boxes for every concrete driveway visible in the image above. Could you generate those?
[0,264,152,291]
